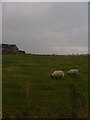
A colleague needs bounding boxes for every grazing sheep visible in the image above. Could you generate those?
[51,70,64,79]
[68,69,79,76]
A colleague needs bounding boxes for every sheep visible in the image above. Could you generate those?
[68,69,79,76]
[51,70,64,79]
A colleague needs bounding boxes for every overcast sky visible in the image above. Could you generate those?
[1,0,89,2]
[2,2,88,55]
[0,3,1,48]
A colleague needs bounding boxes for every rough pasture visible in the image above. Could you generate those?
[2,54,88,118]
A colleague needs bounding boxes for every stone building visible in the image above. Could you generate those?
[2,44,19,54]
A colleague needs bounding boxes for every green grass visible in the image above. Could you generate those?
[2,54,88,118]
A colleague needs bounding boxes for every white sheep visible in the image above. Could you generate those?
[68,69,79,76]
[51,70,64,79]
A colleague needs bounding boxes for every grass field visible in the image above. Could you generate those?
[2,54,88,118]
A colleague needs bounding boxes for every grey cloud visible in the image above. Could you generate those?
[2,2,88,54]
[0,3,2,43]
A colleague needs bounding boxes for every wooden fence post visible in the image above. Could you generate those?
[70,83,77,118]
[27,81,29,105]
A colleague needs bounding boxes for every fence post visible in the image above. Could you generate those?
[27,81,29,105]
[70,83,77,118]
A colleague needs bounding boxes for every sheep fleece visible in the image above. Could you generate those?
[68,69,79,75]
[52,70,64,78]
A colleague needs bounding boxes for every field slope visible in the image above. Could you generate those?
[2,54,88,118]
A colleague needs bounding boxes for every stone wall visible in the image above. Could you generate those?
[19,50,25,54]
